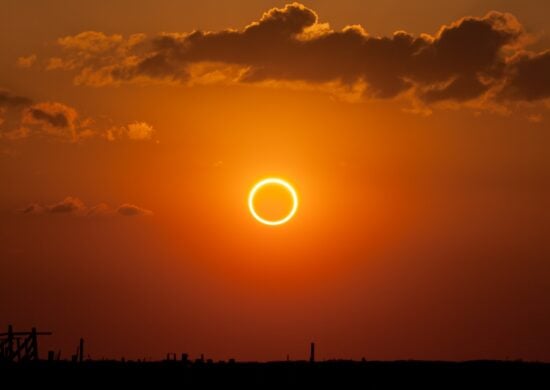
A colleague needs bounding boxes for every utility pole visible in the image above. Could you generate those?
[79,338,84,362]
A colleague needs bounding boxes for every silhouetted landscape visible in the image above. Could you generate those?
[2,326,550,386]
[3,357,550,386]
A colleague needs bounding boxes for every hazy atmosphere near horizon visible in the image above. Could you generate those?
[1,0,549,362]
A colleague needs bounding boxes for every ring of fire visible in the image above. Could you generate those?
[248,178,298,226]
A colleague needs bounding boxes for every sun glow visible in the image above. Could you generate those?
[248,178,298,226]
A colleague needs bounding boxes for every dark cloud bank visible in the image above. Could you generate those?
[49,2,550,109]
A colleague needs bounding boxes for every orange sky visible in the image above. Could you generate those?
[1,1,549,362]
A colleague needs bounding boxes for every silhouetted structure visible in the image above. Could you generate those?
[71,338,84,363]
[1,329,549,387]
[167,352,186,361]
[0,325,52,362]
[79,338,84,362]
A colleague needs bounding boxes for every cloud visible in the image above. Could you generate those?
[0,90,32,108]
[57,31,125,52]
[0,90,34,140]
[1,127,31,140]
[127,121,154,140]
[46,31,147,86]
[499,50,550,101]
[16,54,37,69]
[19,203,45,214]
[526,113,543,123]
[116,204,153,216]
[0,91,81,141]
[24,102,75,129]
[0,89,155,142]
[19,196,87,216]
[20,102,91,141]
[44,2,549,112]
[18,197,153,217]
[107,121,155,141]
[48,196,87,214]
[87,202,115,216]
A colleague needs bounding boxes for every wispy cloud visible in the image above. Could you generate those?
[16,54,37,69]
[18,196,153,217]
[116,203,154,216]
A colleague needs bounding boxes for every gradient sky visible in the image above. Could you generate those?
[1,1,549,362]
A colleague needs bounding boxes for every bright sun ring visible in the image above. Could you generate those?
[248,178,298,226]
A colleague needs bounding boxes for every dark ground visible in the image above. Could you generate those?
[1,360,549,387]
